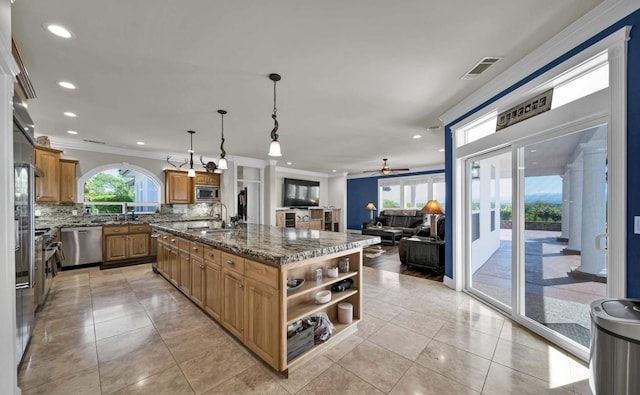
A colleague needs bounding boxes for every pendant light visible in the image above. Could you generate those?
[187,130,196,177]
[217,109,228,170]
[268,73,282,157]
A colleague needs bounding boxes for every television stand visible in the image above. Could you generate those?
[275,208,341,232]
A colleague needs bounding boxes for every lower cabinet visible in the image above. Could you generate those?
[221,267,245,339]
[203,246,222,320]
[245,277,279,367]
[103,225,151,264]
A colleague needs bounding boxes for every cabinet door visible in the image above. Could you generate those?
[165,171,192,204]
[157,242,166,274]
[190,256,205,306]
[221,269,244,340]
[178,250,191,294]
[204,263,221,320]
[59,160,77,203]
[244,279,279,368]
[104,235,128,262]
[129,233,150,259]
[35,148,60,203]
[275,212,284,227]
[168,248,179,287]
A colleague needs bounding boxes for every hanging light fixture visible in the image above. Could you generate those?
[268,73,282,157]
[217,109,228,170]
[187,130,196,177]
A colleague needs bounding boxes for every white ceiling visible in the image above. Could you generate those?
[11,0,602,175]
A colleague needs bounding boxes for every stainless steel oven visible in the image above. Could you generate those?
[194,184,220,203]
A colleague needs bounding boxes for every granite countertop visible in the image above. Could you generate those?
[152,221,381,266]
[36,216,218,229]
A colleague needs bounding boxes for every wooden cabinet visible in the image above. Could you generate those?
[165,170,192,204]
[194,171,220,186]
[203,246,222,320]
[275,209,340,231]
[244,259,280,367]
[165,170,221,204]
[59,159,78,203]
[190,255,205,306]
[221,267,245,339]
[103,224,151,265]
[34,147,62,203]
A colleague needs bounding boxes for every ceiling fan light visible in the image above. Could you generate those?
[217,157,228,170]
[187,168,196,177]
[268,140,282,157]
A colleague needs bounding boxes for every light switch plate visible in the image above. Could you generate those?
[635,216,640,234]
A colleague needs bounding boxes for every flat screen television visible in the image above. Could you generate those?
[283,178,320,207]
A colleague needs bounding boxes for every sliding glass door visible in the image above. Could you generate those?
[467,149,513,311]
[465,125,608,352]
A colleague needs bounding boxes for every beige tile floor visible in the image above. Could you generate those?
[18,263,593,394]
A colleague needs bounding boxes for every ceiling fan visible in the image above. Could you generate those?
[364,158,410,175]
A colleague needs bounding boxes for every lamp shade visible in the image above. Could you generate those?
[268,140,282,157]
[187,168,196,177]
[366,203,376,210]
[217,157,228,170]
[422,200,443,215]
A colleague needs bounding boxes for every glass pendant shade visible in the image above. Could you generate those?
[269,140,282,157]
[187,168,196,177]
[217,157,228,170]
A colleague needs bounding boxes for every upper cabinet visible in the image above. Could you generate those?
[35,146,62,203]
[165,170,192,204]
[59,159,78,204]
[194,172,220,186]
[165,170,220,204]
[35,147,78,204]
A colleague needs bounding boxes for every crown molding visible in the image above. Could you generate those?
[440,0,638,126]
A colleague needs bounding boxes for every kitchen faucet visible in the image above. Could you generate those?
[210,202,228,227]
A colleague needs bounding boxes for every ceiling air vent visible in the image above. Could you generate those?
[83,139,106,144]
[461,57,502,80]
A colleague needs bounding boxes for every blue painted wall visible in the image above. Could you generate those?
[346,169,444,230]
[444,9,640,297]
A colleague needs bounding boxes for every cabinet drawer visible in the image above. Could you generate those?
[203,246,221,266]
[178,238,190,252]
[245,259,279,289]
[221,252,244,274]
[104,225,128,235]
[129,224,151,233]
[190,241,205,260]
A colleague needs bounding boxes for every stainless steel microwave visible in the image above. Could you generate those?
[194,184,220,203]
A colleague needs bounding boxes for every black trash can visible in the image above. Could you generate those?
[589,298,640,394]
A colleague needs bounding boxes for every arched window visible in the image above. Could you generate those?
[80,164,161,215]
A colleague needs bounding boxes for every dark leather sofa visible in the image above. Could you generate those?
[365,209,425,237]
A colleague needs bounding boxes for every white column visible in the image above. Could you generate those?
[566,156,583,253]
[576,142,607,276]
[560,170,571,240]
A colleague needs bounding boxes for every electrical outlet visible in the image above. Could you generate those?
[35,210,41,217]
[72,209,78,216]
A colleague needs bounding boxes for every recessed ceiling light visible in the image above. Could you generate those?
[43,23,75,39]
[530,149,537,153]
[64,112,77,117]
[67,130,78,135]
[287,162,292,165]
[58,81,76,89]
[438,148,445,152]
[136,141,145,145]
[332,170,336,173]
[413,134,422,139]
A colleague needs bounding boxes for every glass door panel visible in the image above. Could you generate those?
[521,127,607,347]
[468,150,513,310]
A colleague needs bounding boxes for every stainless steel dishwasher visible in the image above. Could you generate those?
[61,227,103,267]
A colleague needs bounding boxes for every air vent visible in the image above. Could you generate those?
[83,139,106,144]
[461,57,502,80]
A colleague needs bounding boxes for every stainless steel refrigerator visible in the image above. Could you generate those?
[13,106,35,366]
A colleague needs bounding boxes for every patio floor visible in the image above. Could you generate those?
[472,229,606,347]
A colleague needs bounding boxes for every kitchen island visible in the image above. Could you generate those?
[151,221,379,373]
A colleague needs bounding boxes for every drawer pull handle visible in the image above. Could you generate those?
[192,247,199,251]
[227,260,234,265]
[171,239,176,242]
[208,252,214,257]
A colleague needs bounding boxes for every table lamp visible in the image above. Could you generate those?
[366,203,377,222]
[421,200,444,238]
